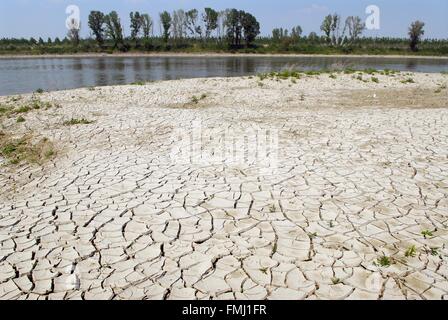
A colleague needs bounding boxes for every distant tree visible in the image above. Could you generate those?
[172,10,187,39]
[47,37,52,44]
[241,12,260,47]
[225,9,242,46]
[408,20,425,51]
[88,11,105,46]
[30,38,37,45]
[159,11,172,43]
[54,37,61,44]
[130,11,144,46]
[203,8,219,39]
[38,37,45,45]
[217,9,230,40]
[291,26,303,42]
[67,19,81,46]
[345,16,365,44]
[141,14,153,39]
[272,28,281,42]
[185,9,202,38]
[104,11,124,48]
[321,14,347,47]
[320,15,332,41]
[308,32,319,43]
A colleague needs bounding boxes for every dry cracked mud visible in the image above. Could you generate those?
[0,71,447,300]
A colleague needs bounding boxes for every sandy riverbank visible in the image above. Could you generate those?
[1,52,448,60]
[0,72,447,300]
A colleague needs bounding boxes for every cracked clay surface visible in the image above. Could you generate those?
[0,72,447,300]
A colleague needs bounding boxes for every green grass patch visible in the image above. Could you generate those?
[421,230,434,238]
[63,118,94,126]
[405,245,417,258]
[401,78,415,84]
[375,255,392,267]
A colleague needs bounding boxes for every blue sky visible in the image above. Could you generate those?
[0,0,447,39]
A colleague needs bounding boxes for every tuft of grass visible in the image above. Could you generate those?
[329,74,337,79]
[259,267,269,274]
[130,81,145,86]
[191,94,207,104]
[401,78,415,84]
[421,230,434,238]
[371,77,379,83]
[331,277,341,285]
[363,68,378,75]
[308,232,318,239]
[35,88,44,94]
[375,255,392,267]
[405,245,417,258]
[344,68,356,74]
[429,248,439,256]
[16,116,26,123]
[0,135,55,165]
[63,118,94,126]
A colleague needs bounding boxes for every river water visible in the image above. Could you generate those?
[1,55,447,95]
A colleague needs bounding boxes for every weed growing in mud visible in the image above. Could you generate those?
[329,74,337,79]
[259,267,269,274]
[428,248,439,256]
[63,118,94,126]
[363,68,378,75]
[421,230,434,238]
[381,69,399,76]
[191,94,207,104]
[375,256,392,267]
[0,135,55,165]
[434,84,447,93]
[16,116,25,123]
[401,78,415,84]
[0,98,58,119]
[35,88,44,94]
[131,81,145,86]
[371,77,380,83]
[331,277,341,285]
[405,245,417,258]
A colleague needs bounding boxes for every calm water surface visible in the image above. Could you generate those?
[1,55,448,95]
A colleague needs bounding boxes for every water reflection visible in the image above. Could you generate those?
[0,56,447,95]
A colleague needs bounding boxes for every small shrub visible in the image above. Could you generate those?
[375,256,392,267]
[329,74,337,79]
[331,277,341,285]
[63,118,94,126]
[371,77,379,83]
[401,78,415,84]
[35,88,44,94]
[421,230,434,238]
[16,116,26,123]
[405,245,417,258]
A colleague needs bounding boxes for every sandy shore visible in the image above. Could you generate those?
[0,71,447,300]
[1,52,448,60]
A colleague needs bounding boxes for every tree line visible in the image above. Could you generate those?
[75,8,260,50]
[0,8,446,56]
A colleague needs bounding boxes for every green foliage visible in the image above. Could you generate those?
[16,116,26,123]
[421,230,434,238]
[405,245,417,257]
[375,256,392,267]
[371,77,379,83]
[63,118,94,126]
[401,78,415,84]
